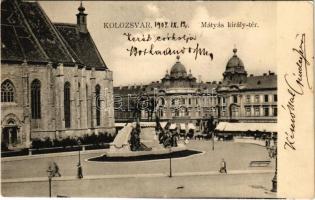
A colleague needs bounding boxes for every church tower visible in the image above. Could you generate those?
[76,1,88,33]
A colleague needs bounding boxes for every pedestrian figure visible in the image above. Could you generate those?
[77,163,83,179]
[52,161,61,177]
[171,132,178,147]
[219,159,227,173]
[184,137,189,145]
[265,139,269,147]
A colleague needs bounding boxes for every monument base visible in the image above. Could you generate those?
[107,143,187,157]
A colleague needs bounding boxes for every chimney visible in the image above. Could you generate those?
[76,1,88,33]
[198,75,202,83]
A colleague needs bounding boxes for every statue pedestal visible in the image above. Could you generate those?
[107,124,187,158]
[107,142,187,157]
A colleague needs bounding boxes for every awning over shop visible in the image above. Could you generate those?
[215,122,277,132]
[116,122,164,128]
[115,123,127,127]
[160,122,167,128]
[140,122,156,127]
[180,123,186,130]
[169,123,177,130]
[188,123,196,130]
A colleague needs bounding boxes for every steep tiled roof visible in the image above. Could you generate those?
[114,85,147,96]
[244,74,277,90]
[198,82,219,90]
[1,0,74,64]
[218,73,277,92]
[19,1,75,64]
[1,0,107,70]
[1,0,48,62]
[54,23,107,69]
[114,73,276,96]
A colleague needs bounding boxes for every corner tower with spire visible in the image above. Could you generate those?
[223,48,247,83]
[76,1,88,33]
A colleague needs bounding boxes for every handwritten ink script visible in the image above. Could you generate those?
[282,33,312,151]
[123,32,214,61]
[103,20,260,60]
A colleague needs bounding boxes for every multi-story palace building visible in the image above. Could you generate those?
[216,48,277,123]
[114,56,219,127]
[114,48,277,131]
[1,0,115,148]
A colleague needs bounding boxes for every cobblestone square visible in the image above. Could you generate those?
[1,140,276,198]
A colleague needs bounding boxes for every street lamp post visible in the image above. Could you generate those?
[78,140,81,166]
[212,131,215,151]
[77,140,83,179]
[271,134,277,192]
[267,133,277,192]
[169,146,172,178]
[46,167,53,197]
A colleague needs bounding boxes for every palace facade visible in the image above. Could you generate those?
[114,48,277,131]
[1,0,115,148]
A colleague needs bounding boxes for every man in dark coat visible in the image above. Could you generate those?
[52,161,61,177]
[219,158,227,173]
[77,163,83,179]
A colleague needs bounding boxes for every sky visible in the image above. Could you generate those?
[39,1,277,86]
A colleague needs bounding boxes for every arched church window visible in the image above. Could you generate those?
[64,82,71,128]
[1,80,15,102]
[7,119,16,125]
[86,84,91,127]
[95,84,101,126]
[78,82,81,99]
[78,82,81,128]
[31,79,41,119]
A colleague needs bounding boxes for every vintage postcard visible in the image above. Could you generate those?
[1,0,314,198]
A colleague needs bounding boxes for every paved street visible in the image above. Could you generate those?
[1,140,276,197]
[2,173,276,198]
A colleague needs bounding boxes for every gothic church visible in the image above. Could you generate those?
[1,0,115,148]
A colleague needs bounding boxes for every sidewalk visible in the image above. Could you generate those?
[2,172,276,198]
[2,169,274,183]
[1,148,108,162]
